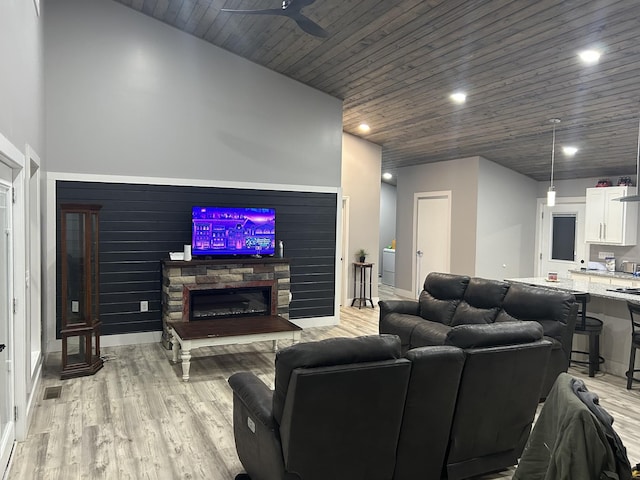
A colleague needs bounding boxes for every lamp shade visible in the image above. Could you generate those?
[547,188,556,207]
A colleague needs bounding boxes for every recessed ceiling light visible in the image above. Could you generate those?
[382,172,392,180]
[450,92,466,104]
[358,123,371,133]
[578,49,601,65]
[562,146,578,156]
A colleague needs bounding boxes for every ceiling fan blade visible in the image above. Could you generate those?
[220,8,286,16]
[290,13,329,37]
[221,2,328,38]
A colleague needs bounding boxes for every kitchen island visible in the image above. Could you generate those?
[506,275,640,379]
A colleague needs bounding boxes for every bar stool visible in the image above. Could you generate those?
[570,292,604,377]
[625,301,640,389]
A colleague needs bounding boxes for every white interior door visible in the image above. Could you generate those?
[540,202,587,278]
[414,192,451,297]
[0,165,14,475]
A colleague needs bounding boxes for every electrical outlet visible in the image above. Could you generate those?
[71,301,79,313]
[598,251,615,260]
[140,301,149,312]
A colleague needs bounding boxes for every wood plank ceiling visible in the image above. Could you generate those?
[114,0,640,182]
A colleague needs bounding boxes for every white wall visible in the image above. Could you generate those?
[476,157,537,280]
[395,157,479,292]
[0,0,44,155]
[395,156,539,292]
[342,133,382,300]
[536,176,615,198]
[44,0,342,188]
[379,182,397,267]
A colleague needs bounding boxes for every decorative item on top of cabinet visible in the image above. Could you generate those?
[59,203,103,379]
[585,186,638,245]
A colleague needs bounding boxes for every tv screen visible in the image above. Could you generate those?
[191,206,276,256]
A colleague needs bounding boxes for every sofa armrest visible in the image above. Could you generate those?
[379,300,420,317]
[229,372,275,429]
[229,372,286,480]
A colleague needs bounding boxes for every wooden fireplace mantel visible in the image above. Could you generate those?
[163,257,290,267]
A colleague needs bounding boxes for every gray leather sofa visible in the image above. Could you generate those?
[229,325,552,480]
[379,272,578,398]
[229,334,457,480]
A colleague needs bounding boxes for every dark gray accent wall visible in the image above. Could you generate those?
[56,181,337,336]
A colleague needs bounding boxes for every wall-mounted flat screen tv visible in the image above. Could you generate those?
[191,206,276,256]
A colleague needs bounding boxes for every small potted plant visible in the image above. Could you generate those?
[356,248,368,263]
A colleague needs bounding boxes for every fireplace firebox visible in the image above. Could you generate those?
[189,286,271,320]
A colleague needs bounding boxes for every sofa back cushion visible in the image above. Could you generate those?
[450,277,510,326]
[394,346,466,480]
[272,334,402,424]
[419,273,470,325]
[444,321,543,348]
[495,283,575,339]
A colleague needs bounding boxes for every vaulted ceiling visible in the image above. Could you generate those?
[114,0,640,182]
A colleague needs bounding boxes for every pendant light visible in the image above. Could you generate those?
[547,118,561,207]
[617,114,640,202]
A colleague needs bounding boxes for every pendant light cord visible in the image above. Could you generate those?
[551,121,556,189]
[549,118,560,189]
[636,115,640,185]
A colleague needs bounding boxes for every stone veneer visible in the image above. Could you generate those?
[161,258,290,348]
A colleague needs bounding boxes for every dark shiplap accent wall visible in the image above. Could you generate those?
[56,181,337,336]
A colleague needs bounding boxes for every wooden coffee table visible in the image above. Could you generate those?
[168,315,302,381]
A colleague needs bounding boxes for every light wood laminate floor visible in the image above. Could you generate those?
[7,285,640,479]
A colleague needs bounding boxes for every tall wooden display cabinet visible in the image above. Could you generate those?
[59,204,103,379]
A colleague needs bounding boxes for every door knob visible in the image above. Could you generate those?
[0,344,5,352]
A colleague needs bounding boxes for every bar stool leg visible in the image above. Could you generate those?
[628,346,637,390]
[588,334,598,377]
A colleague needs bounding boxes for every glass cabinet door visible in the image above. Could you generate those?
[90,211,99,322]
[63,211,86,326]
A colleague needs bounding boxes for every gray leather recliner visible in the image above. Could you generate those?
[228,334,412,480]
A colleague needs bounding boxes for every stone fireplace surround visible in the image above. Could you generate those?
[161,258,290,348]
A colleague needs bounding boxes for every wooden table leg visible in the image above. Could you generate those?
[170,329,179,364]
[180,348,191,382]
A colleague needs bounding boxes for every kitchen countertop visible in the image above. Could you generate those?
[506,277,640,302]
[569,269,639,280]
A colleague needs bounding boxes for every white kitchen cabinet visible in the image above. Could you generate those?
[585,186,638,245]
[609,277,635,288]
[569,271,637,287]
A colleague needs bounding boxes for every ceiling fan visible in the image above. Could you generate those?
[221,0,329,38]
